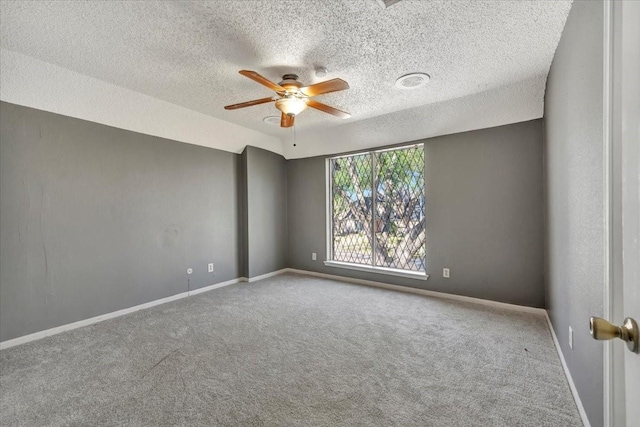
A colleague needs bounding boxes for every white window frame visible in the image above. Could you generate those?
[324,145,429,281]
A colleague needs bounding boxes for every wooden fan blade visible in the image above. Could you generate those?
[300,78,349,97]
[281,113,294,128]
[224,97,274,110]
[306,99,351,119]
[239,70,285,92]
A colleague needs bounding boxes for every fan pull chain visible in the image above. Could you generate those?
[292,122,297,147]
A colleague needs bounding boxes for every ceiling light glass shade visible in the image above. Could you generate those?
[275,97,307,116]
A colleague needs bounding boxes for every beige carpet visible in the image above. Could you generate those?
[0,274,581,426]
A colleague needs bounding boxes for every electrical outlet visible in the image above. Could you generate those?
[312,253,317,261]
[208,263,214,273]
[186,268,193,275]
[443,268,450,278]
[569,326,574,350]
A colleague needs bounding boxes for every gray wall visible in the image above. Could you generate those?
[0,102,242,342]
[244,146,288,278]
[288,120,545,307]
[543,1,605,426]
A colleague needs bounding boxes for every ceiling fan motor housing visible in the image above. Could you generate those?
[278,74,303,92]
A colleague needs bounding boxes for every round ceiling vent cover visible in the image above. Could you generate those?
[395,73,430,89]
[263,116,281,126]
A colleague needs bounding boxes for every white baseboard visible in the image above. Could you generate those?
[0,268,550,350]
[285,268,545,315]
[187,278,242,296]
[244,268,289,283]
[0,266,565,395]
[544,311,591,427]
[0,277,242,350]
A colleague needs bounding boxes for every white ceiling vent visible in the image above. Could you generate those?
[395,73,431,89]
[263,116,281,126]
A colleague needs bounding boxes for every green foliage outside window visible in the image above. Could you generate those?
[330,145,425,271]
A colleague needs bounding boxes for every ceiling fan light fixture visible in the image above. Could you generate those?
[275,96,307,116]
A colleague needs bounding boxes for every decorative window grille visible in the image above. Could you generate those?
[328,144,425,272]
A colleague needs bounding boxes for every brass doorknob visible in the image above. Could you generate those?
[590,317,639,353]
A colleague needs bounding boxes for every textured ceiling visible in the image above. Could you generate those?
[0,0,572,158]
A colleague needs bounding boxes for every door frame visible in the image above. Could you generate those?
[603,0,615,424]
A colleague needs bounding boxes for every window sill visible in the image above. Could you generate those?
[323,261,429,281]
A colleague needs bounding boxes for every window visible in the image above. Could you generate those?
[325,144,427,279]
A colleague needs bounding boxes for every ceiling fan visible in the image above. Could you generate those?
[224,70,351,128]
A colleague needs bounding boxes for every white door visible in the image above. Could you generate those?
[602,1,640,426]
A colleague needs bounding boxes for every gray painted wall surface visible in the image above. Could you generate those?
[288,120,545,307]
[0,102,242,342]
[244,146,288,278]
[543,1,605,426]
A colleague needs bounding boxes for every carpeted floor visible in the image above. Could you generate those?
[0,274,581,426]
